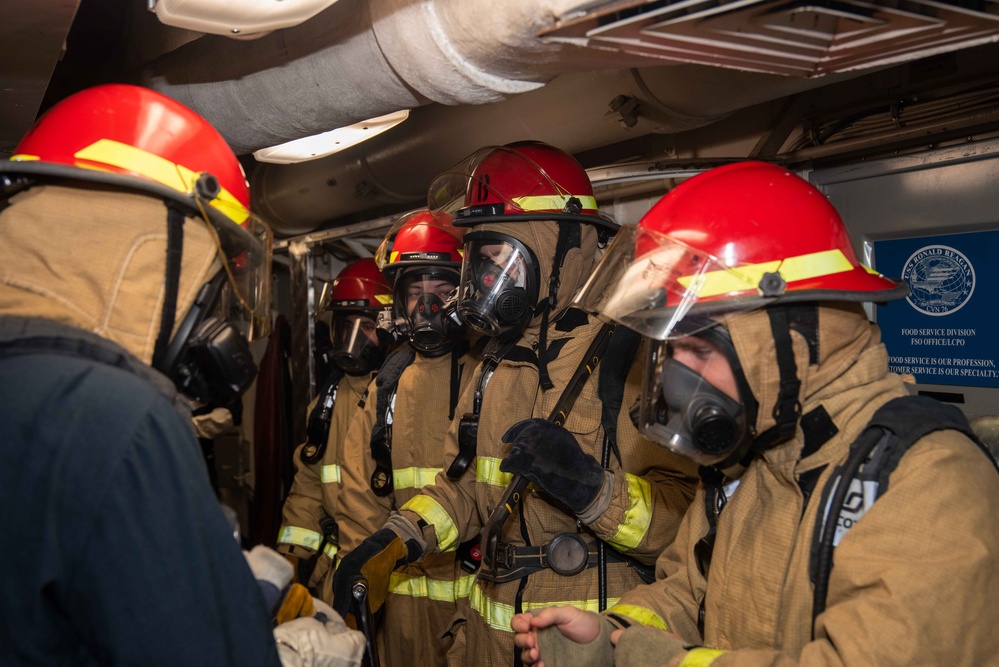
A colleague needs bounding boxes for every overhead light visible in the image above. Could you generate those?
[149,0,341,38]
[253,110,410,165]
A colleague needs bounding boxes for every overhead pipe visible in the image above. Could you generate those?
[136,0,865,234]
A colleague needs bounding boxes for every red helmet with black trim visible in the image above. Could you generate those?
[326,258,393,312]
[376,209,464,285]
[576,161,908,340]
[427,141,617,232]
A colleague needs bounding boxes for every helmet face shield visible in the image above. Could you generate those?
[457,232,539,338]
[394,268,459,354]
[208,210,273,341]
[576,224,761,341]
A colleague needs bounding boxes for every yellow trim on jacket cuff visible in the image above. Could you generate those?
[277,525,323,551]
[679,648,728,667]
[606,603,669,631]
[469,583,621,633]
[393,466,441,490]
[607,473,653,550]
[476,456,514,487]
[321,464,341,484]
[400,495,459,552]
[388,572,476,602]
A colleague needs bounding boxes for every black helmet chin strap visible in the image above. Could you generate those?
[536,222,577,391]
[751,306,804,450]
[152,203,187,370]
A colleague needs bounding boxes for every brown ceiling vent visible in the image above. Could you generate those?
[543,1,999,77]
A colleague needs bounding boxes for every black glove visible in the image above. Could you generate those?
[331,528,421,627]
[500,418,606,514]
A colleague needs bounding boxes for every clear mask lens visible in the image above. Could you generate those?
[395,271,458,353]
[332,314,382,374]
[457,235,536,337]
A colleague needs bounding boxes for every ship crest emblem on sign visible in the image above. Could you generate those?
[901,244,975,316]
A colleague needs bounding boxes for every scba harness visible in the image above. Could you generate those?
[697,394,997,636]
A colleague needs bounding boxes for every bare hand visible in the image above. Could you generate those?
[512,606,602,667]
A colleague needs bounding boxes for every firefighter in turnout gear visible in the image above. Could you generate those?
[0,83,364,666]
[277,258,394,589]
[333,210,483,665]
[332,141,699,664]
[513,161,999,667]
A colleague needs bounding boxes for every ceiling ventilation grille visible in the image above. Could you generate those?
[543,1,999,77]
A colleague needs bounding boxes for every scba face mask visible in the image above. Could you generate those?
[457,231,539,339]
[638,327,757,468]
[158,271,258,407]
[394,268,459,355]
[332,313,391,375]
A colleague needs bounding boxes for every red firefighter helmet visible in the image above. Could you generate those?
[325,258,393,312]
[2,83,272,338]
[576,161,908,340]
[427,141,617,231]
[376,209,464,285]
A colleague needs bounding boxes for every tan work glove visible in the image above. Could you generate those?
[273,599,365,667]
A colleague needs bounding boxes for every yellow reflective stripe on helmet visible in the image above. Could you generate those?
[374,293,393,305]
[607,603,669,631]
[10,154,40,161]
[73,139,249,225]
[678,248,855,298]
[321,464,341,484]
[277,525,323,551]
[607,473,653,550]
[400,495,459,552]
[393,466,442,490]
[469,584,620,632]
[322,542,338,560]
[388,572,476,602]
[476,456,514,487]
[679,648,728,666]
[512,194,599,213]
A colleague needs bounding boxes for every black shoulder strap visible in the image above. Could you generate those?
[368,345,417,496]
[596,325,642,467]
[810,395,998,633]
[299,366,347,464]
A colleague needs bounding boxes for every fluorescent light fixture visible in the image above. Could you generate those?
[253,110,410,164]
[149,0,341,37]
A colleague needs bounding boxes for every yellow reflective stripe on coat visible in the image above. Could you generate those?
[277,525,323,551]
[400,495,459,552]
[678,648,728,666]
[606,473,653,550]
[607,603,669,631]
[322,541,338,560]
[393,466,441,490]
[388,572,476,601]
[469,583,620,632]
[677,248,854,298]
[321,464,341,484]
[72,139,249,224]
[513,194,598,213]
[476,456,514,487]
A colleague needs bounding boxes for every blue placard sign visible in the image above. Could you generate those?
[873,230,999,387]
